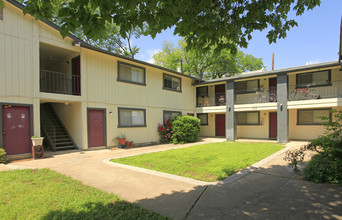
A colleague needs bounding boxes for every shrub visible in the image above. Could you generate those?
[157,118,173,144]
[304,154,342,185]
[171,116,200,144]
[283,146,306,173]
[0,148,7,164]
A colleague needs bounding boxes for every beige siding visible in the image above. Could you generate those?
[52,103,83,148]
[237,110,272,139]
[288,107,342,140]
[199,113,216,137]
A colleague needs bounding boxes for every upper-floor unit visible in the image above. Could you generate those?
[195,62,342,113]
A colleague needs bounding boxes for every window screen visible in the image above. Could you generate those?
[163,74,181,92]
[197,113,208,125]
[297,71,330,87]
[118,108,146,127]
[236,112,260,125]
[298,109,330,125]
[118,62,145,85]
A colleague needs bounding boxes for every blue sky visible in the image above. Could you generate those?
[134,1,342,71]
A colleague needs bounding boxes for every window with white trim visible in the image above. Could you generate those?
[297,109,330,125]
[236,112,260,125]
[118,62,145,85]
[297,70,331,87]
[118,108,146,127]
[163,73,181,92]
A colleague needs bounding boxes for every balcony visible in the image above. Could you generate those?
[197,94,226,107]
[235,87,277,104]
[288,81,342,101]
[40,70,81,96]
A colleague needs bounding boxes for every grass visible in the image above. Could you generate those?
[112,142,284,182]
[0,169,168,220]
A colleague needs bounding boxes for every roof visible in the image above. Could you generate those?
[195,60,341,85]
[5,0,199,81]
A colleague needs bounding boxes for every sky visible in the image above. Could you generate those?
[134,1,342,71]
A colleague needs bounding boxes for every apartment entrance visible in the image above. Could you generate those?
[269,112,277,139]
[2,105,31,155]
[215,114,226,136]
[88,109,106,147]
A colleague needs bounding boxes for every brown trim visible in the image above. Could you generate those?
[197,113,208,126]
[296,70,332,88]
[118,107,147,128]
[163,110,182,122]
[236,111,260,126]
[117,61,146,86]
[296,108,331,125]
[163,73,182,93]
[87,108,107,147]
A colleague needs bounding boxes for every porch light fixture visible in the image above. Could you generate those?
[109,111,113,115]
[73,41,81,47]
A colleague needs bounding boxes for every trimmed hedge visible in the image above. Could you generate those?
[0,148,7,164]
[171,116,201,144]
[304,154,342,185]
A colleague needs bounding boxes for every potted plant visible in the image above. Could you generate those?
[115,133,126,145]
[31,136,44,146]
[126,141,134,148]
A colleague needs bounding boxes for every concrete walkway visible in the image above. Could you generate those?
[1,139,342,219]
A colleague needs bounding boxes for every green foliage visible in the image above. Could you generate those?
[19,0,321,54]
[153,39,265,79]
[0,148,7,164]
[157,118,173,144]
[171,116,200,144]
[0,169,168,219]
[283,146,306,173]
[113,142,284,182]
[304,154,342,185]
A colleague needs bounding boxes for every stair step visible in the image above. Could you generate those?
[56,142,73,146]
[55,145,75,151]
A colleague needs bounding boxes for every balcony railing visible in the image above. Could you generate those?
[40,70,81,96]
[288,81,342,101]
[235,87,277,104]
[197,95,226,107]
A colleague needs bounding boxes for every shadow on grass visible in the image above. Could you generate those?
[41,201,168,220]
[135,164,342,220]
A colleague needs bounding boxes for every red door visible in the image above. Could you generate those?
[215,84,226,106]
[269,78,277,102]
[2,106,31,155]
[88,109,105,147]
[215,114,226,136]
[269,112,277,139]
[72,56,81,95]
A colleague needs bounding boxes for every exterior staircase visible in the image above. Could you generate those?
[40,103,78,151]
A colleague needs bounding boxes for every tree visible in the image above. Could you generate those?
[17,0,321,54]
[74,23,143,58]
[153,39,265,79]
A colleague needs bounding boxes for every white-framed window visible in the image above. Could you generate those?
[163,110,181,121]
[297,70,331,87]
[163,73,181,92]
[118,108,146,127]
[0,7,3,21]
[197,113,208,125]
[235,79,259,93]
[297,109,330,125]
[236,111,260,125]
[118,61,145,85]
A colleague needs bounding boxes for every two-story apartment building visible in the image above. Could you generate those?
[1,0,342,158]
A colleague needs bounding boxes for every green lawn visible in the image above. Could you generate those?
[112,142,284,182]
[0,169,168,220]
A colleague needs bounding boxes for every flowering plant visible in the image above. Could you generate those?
[157,118,173,143]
